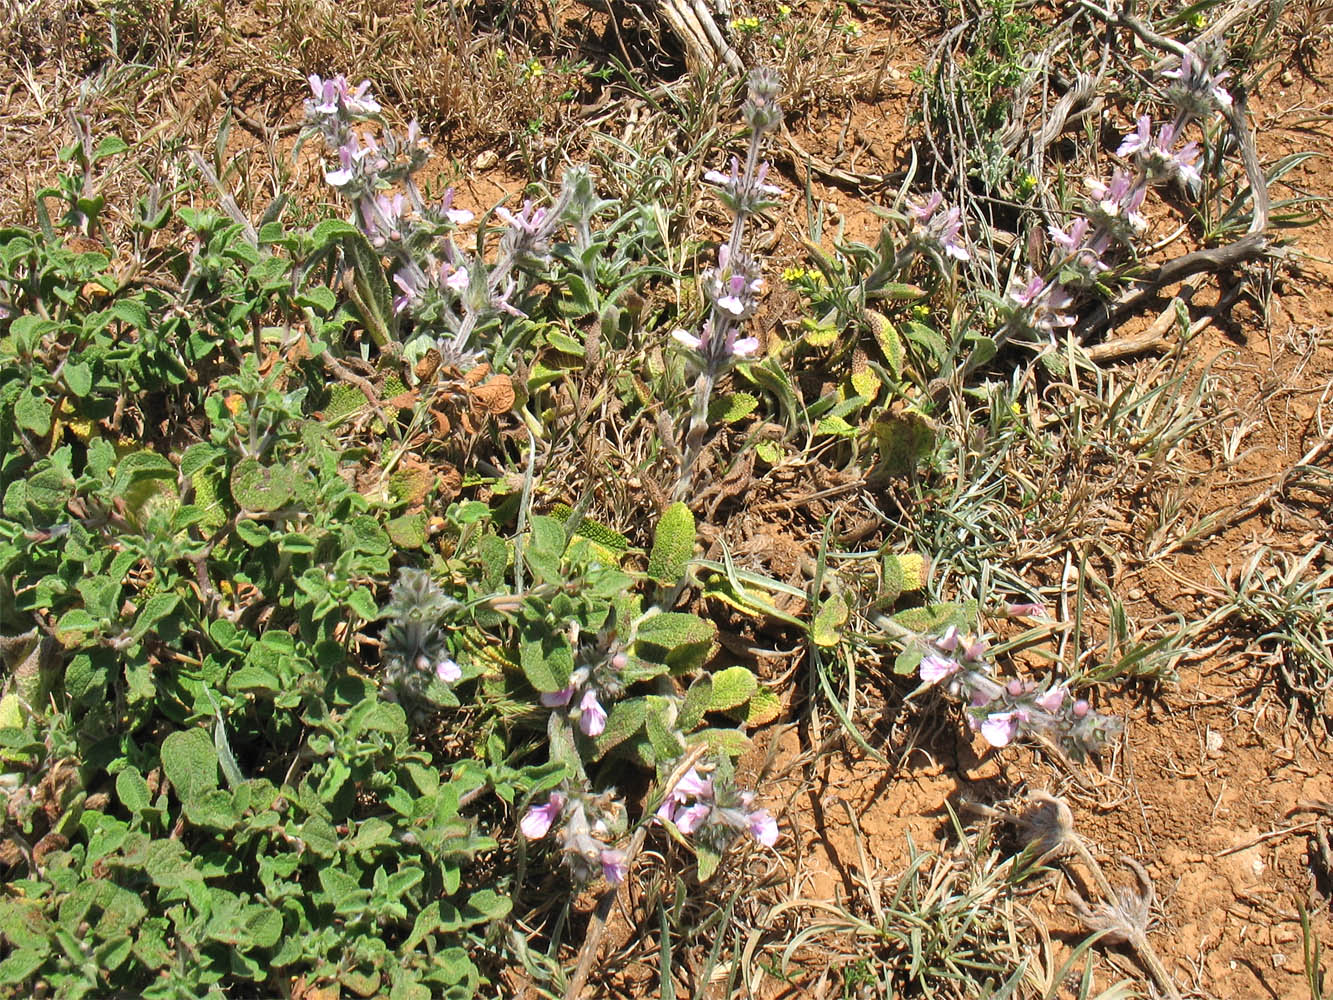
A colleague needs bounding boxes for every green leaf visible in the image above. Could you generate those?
[645,710,684,761]
[184,788,240,829]
[10,314,57,353]
[385,512,428,549]
[738,686,781,725]
[695,842,722,882]
[24,464,73,517]
[160,727,219,805]
[811,594,848,647]
[111,450,176,498]
[518,621,573,693]
[647,502,695,584]
[635,613,717,672]
[93,135,129,161]
[342,230,395,347]
[14,391,52,436]
[131,593,180,641]
[545,329,586,356]
[706,666,758,711]
[677,676,712,732]
[707,392,759,423]
[347,586,378,621]
[297,285,338,313]
[592,698,650,758]
[62,360,92,397]
[870,407,937,476]
[111,298,151,331]
[0,949,45,985]
[115,767,151,813]
[55,608,99,643]
[891,599,976,635]
[230,458,295,512]
[866,310,904,378]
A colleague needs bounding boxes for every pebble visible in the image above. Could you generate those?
[1128,587,1144,600]
[473,150,499,170]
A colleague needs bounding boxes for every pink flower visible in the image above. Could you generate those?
[540,685,574,708]
[435,658,461,683]
[1035,686,1066,713]
[731,336,760,358]
[1117,115,1153,158]
[671,328,703,351]
[674,803,712,834]
[675,768,714,800]
[441,263,470,293]
[1072,699,1090,719]
[748,808,779,846]
[521,794,564,839]
[919,654,960,685]
[578,689,607,737]
[936,626,960,652]
[655,798,678,825]
[1004,601,1046,618]
[600,849,627,884]
[980,712,1019,748]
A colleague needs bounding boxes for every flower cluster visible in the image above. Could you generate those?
[303,73,593,366]
[540,628,632,738]
[674,68,785,378]
[522,788,628,885]
[918,625,1120,761]
[1117,117,1202,191]
[655,765,778,850]
[1163,46,1233,122]
[380,568,463,702]
[905,191,970,265]
[1001,271,1077,341]
[1004,47,1229,345]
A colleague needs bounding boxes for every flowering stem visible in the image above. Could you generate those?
[561,746,707,1000]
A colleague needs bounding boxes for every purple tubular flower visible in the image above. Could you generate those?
[392,270,420,314]
[675,803,712,834]
[747,808,779,847]
[578,689,607,737]
[541,685,575,708]
[435,658,461,683]
[1035,685,1066,713]
[920,653,961,685]
[980,712,1019,748]
[1005,601,1046,618]
[1117,115,1154,158]
[521,793,565,839]
[907,191,970,263]
[1164,48,1232,115]
[600,849,627,884]
[675,768,714,800]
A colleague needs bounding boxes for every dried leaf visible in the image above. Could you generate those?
[469,374,515,415]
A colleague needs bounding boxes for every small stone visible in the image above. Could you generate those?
[1128,587,1144,600]
[1280,69,1294,86]
[474,150,499,170]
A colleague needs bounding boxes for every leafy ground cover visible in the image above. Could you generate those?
[1,0,1332,998]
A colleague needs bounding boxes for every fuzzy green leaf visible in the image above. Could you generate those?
[811,594,848,647]
[385,512,428,549]
[634,612,717,672]
[677,676,713,732]
[707,666,758,711]
[229,458,295,512]
[518,621,573,693]
[647,502,695,583]
[160,727,219,805]
[707,392,759,423]
[592,698,650,758]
